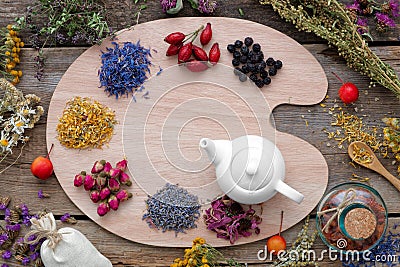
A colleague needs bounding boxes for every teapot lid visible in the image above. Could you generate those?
[230,136,277,191]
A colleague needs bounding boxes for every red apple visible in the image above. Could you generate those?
[31,144,54,180]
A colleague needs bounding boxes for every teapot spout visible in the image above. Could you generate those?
[200,138,228,165]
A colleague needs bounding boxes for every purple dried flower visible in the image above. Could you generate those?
[204,196,261,244]
[116,189,132,202]
[160,0,177,12]
[0,204,6,210]
[83,174,96,191]
[0,233,8,245]
[74,172,85,187]
[4,208,11,223]
[356,17,369,34]
[60,213,71,223]
[90,190,101,203]
[97,202,110,216]
[6,223,21,232]
[30,252,40,261]
[109,168,121,179]
[37,189,49,199]
[20,204,29,216]
[103,162,112,173]
[108,178,120,192]
[28,234,37,242]
[2,250,12,260]
[108,195,119,210]
[29,244,37,252]
[116,159,128,172]
[346,0,361,12]
[100,187,111,200]
[376,12,396,28]
[389,0,400,17]
[2,264,10,267]
[22,256,30,265]
[91,160,106,173]
[198,0,217,14]
[119,172,132,186]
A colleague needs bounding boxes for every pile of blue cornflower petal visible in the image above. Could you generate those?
[341,224,400,267]
[99,41,152,99]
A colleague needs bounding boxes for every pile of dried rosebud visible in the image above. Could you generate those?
[74,159,132,216]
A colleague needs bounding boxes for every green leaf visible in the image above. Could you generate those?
[187,0,199,9]
[238,8,244,16]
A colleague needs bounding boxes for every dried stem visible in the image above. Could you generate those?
[260,0,400,97]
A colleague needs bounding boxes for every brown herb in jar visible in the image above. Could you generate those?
[319,187,386,251]
[56,97,117,149]
[344,208,376,239]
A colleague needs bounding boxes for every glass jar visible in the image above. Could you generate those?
[316,182,387,252]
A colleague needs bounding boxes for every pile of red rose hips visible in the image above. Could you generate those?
[164,23,220,72]
[74,159,133,216]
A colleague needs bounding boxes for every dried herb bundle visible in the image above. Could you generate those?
[259,0,400,97]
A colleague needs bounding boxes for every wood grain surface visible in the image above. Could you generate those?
[1,0,400,265]
[46,17,328,247]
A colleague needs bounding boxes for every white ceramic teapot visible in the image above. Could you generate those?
[200,135,304,205]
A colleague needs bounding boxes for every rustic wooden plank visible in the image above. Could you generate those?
[0,0,399,44]
[1,217,399,266]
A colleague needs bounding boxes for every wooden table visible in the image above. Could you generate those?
[1,1,400,266]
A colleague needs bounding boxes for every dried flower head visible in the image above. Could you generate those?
[197,0,218,14]
[259,0,400,97]
[56,96,116,149]
[0,79,43,166]
[0,25,24,84]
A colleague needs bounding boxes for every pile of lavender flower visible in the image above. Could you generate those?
[160,0,217,15]
[203,195,262,244]
[0,196,45,267]
[346,0,399,35]
[143,183,201,235]
[99,41,152,99]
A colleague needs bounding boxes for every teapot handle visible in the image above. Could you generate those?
[275,180,304,204]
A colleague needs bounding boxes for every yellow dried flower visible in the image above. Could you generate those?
[56,97,117,149]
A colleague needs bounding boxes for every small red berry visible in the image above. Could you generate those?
[192,45,208,61]
[178,42,193,63]
[339,82,359,104]
[333,72,359,104]
[208,43,220,65]
[166,42,183,56]
[200,23,212,46]
[164,32,185,45]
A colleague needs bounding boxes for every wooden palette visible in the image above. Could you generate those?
[46,17,329,247]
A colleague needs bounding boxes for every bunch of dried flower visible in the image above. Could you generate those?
[259,0,400,97]
[0,79,44,166]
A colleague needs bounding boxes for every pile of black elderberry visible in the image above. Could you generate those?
[227,37,283,88]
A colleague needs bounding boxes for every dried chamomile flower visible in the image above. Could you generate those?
[0,79,44,164]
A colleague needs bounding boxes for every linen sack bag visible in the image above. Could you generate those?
[25,213,112,267]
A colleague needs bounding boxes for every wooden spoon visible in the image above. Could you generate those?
[348,141,400,191]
